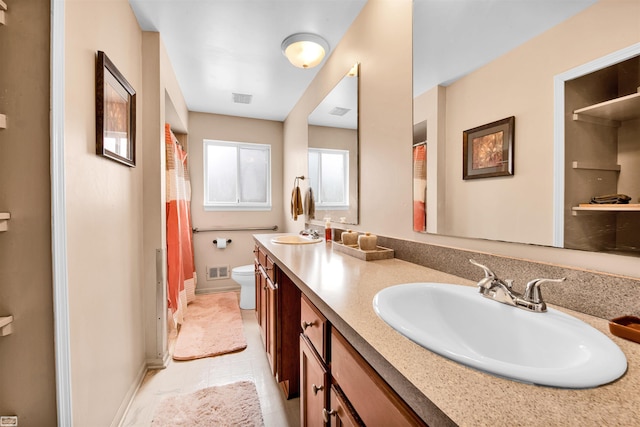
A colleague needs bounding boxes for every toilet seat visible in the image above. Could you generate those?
[232,264,254,276]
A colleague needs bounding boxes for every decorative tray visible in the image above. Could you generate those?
[609,316,640,344]
[332,241,394,261]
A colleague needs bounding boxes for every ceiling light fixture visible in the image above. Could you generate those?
[281,33,329,69]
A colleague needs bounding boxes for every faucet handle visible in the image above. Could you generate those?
[523,277,566,303]
[469,259,497,278]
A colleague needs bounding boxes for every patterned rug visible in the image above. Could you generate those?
[172,292,247,361]
[151,381,264,426]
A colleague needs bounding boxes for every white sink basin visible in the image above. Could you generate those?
[271,234,323,245]
[373,282,627,388]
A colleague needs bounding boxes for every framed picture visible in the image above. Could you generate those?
[463,116,514,180]
[96,51,136,167]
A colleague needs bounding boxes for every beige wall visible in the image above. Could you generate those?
[189,112,284,293]
[0,0,57,424]
[141,31,189,367]
[284,0,414,235]
[65,0,146,424]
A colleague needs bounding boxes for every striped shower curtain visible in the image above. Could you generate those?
[165,124,196,326]
[413,144,427,232]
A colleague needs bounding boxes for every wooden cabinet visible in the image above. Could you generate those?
[301,294,329,361]
[254,242,301,399]
[300,335,329,427]
[325,385,362,427]
[331,329,425,426]
[299,296,423,426]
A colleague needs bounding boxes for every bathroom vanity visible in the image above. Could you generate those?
[253,234,640,426]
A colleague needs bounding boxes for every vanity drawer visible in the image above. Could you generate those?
[257,246,275,282]
[301,294,328,361]
[330,329,426,427]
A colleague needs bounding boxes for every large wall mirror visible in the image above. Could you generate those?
[413,0,640,257]
[308,63,359,225]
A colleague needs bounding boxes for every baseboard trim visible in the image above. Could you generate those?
[146,350,171,370]
[113,361,147,427]
[195,284,240,295]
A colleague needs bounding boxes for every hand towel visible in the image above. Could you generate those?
[304,187,315,219]
[291,186,303,220]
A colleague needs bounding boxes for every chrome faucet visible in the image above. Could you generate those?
[469,259,565,313]
[300,229,320,239]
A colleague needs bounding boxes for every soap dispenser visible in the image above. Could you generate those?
[342,229,358,246]
[324,218,332,241]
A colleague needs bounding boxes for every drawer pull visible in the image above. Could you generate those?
[312,384,324,395]
[301,320,315,330]
[322,408,336,423]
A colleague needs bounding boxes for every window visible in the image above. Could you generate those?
[203,140,271,211]
[308,148,349,209]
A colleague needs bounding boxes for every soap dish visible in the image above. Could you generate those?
[609,316,640,344]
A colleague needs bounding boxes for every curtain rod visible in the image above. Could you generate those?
[192,225,278,233]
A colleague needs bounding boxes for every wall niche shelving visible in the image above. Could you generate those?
[564,54,640,255]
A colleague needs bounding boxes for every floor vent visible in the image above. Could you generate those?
[206,265,230,280]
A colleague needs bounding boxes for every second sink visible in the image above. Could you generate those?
[271,234,323,245]
[373,282,627,388]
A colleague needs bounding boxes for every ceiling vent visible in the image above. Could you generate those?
[329,107,351,116]
[232,93,253,104]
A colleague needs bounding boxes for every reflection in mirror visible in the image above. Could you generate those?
[412,0,640,257]
[308,63,359,225]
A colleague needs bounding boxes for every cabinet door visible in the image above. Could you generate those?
[258,267,268,347]
[325,385,363,427]
[300,335,328,427]
[266,278,277,375]
[254,259,260,322]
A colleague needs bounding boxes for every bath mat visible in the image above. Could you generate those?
[151,381,264,427]
[173,292,247,361]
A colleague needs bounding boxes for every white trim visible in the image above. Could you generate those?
[552,42,640,248]
[114,362,148,427]
[51,0,73,424]
[202,139,272,210]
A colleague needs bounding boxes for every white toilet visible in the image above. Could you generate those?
[232,264,255,310]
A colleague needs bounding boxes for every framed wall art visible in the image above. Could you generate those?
[96,50,136,167]
[462,116,514,180]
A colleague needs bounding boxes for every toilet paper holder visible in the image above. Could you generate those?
[213,239,232,245]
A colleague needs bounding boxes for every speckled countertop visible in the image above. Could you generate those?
[255,234,640,426]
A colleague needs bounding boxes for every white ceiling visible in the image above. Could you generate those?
[128,0,367,122]
[128,0,597,122]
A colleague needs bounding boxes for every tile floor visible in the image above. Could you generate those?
[121,310,300,426]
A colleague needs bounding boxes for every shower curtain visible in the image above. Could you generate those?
[166,124,196,326]
[413,143,427,232]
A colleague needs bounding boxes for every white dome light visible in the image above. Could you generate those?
[281,33,329,69]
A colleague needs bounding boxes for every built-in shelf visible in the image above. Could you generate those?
[0,212,10,232]
[0,316,13,336]
[572,161,621,171]
[0,114,6,129]
[572,204,640,215]
[0,0,7,10]
[573,88,640,127]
